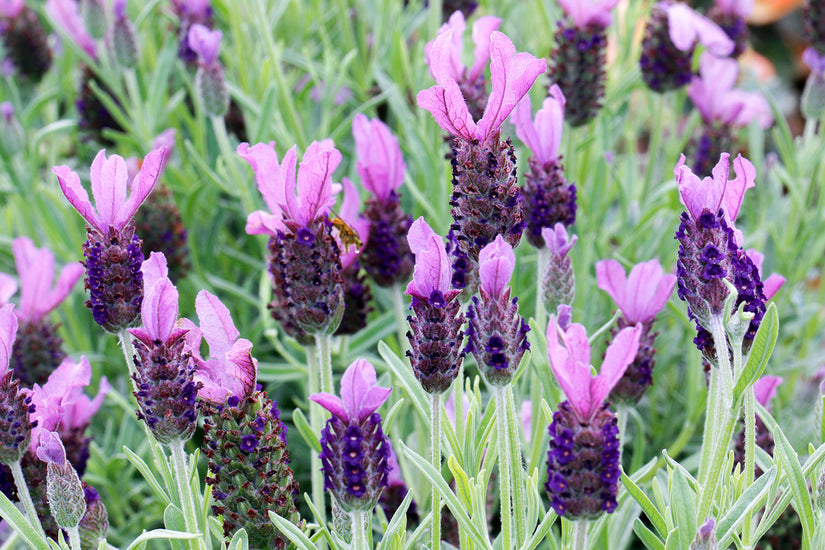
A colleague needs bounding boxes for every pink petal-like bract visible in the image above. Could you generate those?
[352,114,405,202]
[675,153,755,224]
[666,3,734,56]
[753,375,782,408]
[596,259,675,324]
[45,0,97,59]
[512,84,565,165]
[0,274,16,305]
[0,304,17,377]
[468,15,502,82]
[405,217,451,299]
[340,358,392,422]
[478,235,515,298]
[12,237,83,323]
[557,0,620,27]
[188,23,221,66]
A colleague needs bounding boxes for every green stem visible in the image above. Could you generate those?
[391,284,410,354]
[350,510,368,550]
[742,389,756,544]
[431,392,442,550]
[495,386,513,549]
[306,345,326,534]
[9,460,45,539]
[572,520,589,550]
[536,247,549,331]
[210,115,255,217]
[170,441,205,550]
[118,329,137,379]
[505,384,526,543]
[68,525,81,550]
[617,405,629,465]
[316,333,334,395]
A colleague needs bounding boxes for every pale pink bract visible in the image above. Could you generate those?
[512,84,566,165]
[309,358,392,423]
[596,259,676,324]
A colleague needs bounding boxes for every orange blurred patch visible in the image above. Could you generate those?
[750,0,804,25]
[739,48,777,82]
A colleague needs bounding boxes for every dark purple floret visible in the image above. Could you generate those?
[548,21,608,127]
[134,185,191,283]
[76,66,124,145]
[0,6,52,82]
[805,0,825,56]
[360,192,414,288]
[465,289,530,386]
[708,7,748,58]
[449,137,524,294]
[545,401,621,520]
[640,1,694,93]
[522,157,577,248]
[607,317,659,405]
[446,230,474,291]
[83,223,145,333]
[131,328,201,445]
[202,390,303,547]
[335,261,373,336]
[686,123,734,178]
[10,318,66,387]
[0,372,34,465]
[406,290,465,394]
[319,412,391,512]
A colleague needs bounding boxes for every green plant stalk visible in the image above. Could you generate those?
[505,384,527,542]
[494,385,513,549]
[9,460,45,540]
[535,247,548,331]
[350,510,367,550]
[742,389,756,545]
[306,345,326,532]
[210,115,255,218]
[67,525,81,550]
[170,440,205,550]
[430,392,442,550]
[315,333,334,396]
[118,329,137,379]
[572,520,589,550]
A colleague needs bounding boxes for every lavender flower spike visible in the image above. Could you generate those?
[0,304,36,466]
[545,314,641,519]
[54,147,169,332]
[405,218,465,394]
[512,85,576,246]
[189,23,228,116]
[335,178,373,336]
[596,259,676,404]
[466,236,530,385]
[6,238,83,385]
[744,249,785,301]
[184,290,257,405]
[310,359,392,512]
[129,253,201,444]
[541,223,578,315]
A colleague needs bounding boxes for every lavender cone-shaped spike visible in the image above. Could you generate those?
[54,147,169,332]
[596,259,675,405]
[686,53,772,176]
[708,0,753,57]
[541,224,577,315]
[170,0,214,66]
[418,29,546,289]
[640,1,734,93]
[240,140,345,336]
[465,236,530,386]
[78,484,109,550]
[4,237,83,386]
[548,0,619,126]
[405,218,465,394]
[310,359,392,512]
[0,304,36,465]
[0,2,52,81]
[544,315,641,519]
[733,375,782,477]
[187,291,303,547]
[512,85,576,246]
[189,24,228,117]
[111,0,138,67]
[806,0,825,55]
[352,114,414,287]
[674,153,766,359]
[335,179,373,336]
[129,253,201,444]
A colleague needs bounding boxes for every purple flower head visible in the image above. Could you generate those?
[405,217,456,302]
[185,290,257,405]
[803,47,825,76]
[0,304,17,378]
[54,147,169,235]
[596,259,676,324]
[352,114,406,202]
[112,0,127,19]
[240,140,342,234]
[546,314,641,420]
[128,252,180,343]
[542,223,577,257]
[478,235,515,298]
[35,430,66,466]
[688,52,772,129]
[744,249,785,301]
[25,356,110,449]
[424,11,501,84]
[753,375,782,409]
[45,0,97,59]
[557,0,621,28]
[310,359,391,423]
[10,238,84,324]
[171,0,211,18]
[512,84,566,165]
[675,152,755,229]
[0,275,16,305]
[0,0,23,18]
[715,0,752,17]
[337,178,370,269]
[417,29,546,144]
[187,23,221,66]
[665,2,734,56]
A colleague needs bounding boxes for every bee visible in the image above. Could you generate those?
[329,211,363,253]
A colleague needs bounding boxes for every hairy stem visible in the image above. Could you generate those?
[9,460,45,540]
[431,392,442,550]
[306,345,326,533]
[169,440,205,550]
[350,510,367,550]
[495,386,513,549]
[572,520,589,550]
[505,384,526,543]
[67,525,81,550]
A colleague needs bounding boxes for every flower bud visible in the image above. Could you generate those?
[37,432,86,530]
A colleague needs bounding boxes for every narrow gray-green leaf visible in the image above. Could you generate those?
[622,472,668,538]
[518,508,557,550]
[0,490,50,550]
[268,512,316,550]
[733,303,778,404]
[670,467,696,550]
[227,528,249,550]
[292,408,321,453]
[123,445,171,506]
[163,504,187,550]
[376,489,412,550]
[378,341,428,420]
[124,530,200,550]
[633,519,665,550]
[717,465,776,548]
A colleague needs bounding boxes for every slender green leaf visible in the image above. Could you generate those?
[664,527,681,550]
[622,472,668,538]
[268,512,316,550]
[123,445,172,506]
[670,467,696,550]
[633,519,665,550]
[717,466,776,548]
[163,504,188,550]
[124,530,200,550]
[0,490,50,550]
[518,508,558,550]
[227,529,249,550]
[378,341,428,420]
[292,408,321,453]
[376,490,412,550]
[381,397,406,434]
[733,303,778,404]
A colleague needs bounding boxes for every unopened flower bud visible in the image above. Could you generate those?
[111,1,139,68]
[80,0,107,40]
[37,432,86,529]
[690,518,718,550]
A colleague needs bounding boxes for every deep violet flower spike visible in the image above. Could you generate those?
[202,389,303,547]
[189,23,228,116]
[128,253,201,444]
[405,218,465,394]
[0,304,36,465]
[310,360,392,512]
[466,236,530,385]
[545,315,640,519]
[541,224,578,314]
[0,2,52,81]
[186,290,257,405]
[708,0,752,57]
[55,147,168,332]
